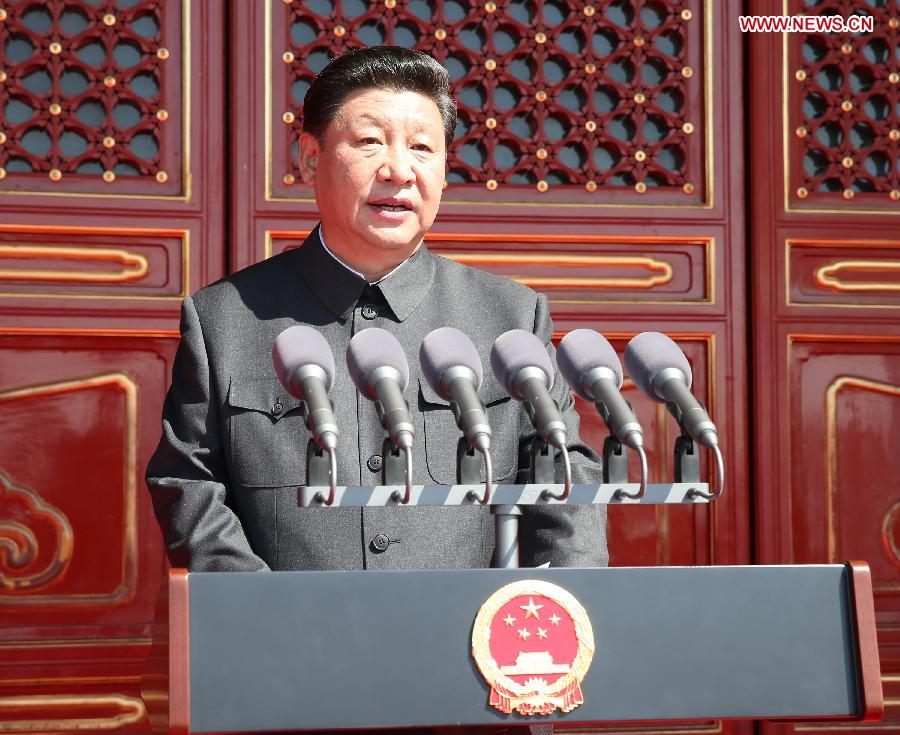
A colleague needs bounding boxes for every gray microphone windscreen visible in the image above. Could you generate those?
[624,331,693,401]
[420,327,484,396]
[272,325,336,394]
[346,327,410,393]
[490,329,554,397]
[558,329,623,400]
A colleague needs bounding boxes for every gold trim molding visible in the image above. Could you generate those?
[786,240,900,309]
[0,224,189,300]
[0,245,149,284]
[0,373,138,605]
[439,253,673,290]
[0,637,151,649]
[816,260,900,293]
[584,723,722,735]
[0,695,145,733]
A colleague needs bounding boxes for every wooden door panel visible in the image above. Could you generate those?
[0,0,224,731]
[785,240,900,311]
[0,333,176,628]
[787,337,900,590]
[0,224,189,301]
[751,0,899,731]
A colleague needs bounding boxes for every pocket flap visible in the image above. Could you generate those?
[228,377,302,418]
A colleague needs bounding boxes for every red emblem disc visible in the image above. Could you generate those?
[472,579,595,716]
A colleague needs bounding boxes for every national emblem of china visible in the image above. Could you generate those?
[471,579,595,717]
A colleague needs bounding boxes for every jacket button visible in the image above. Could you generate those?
[367,454,383,472]
[371,533,390,552]
[361,304,378,320]
[272,402,283,416]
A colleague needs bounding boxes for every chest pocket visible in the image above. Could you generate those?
[419,376,519,486]
[227,377,308,488]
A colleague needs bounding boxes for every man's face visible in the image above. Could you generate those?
[299,87,447,280]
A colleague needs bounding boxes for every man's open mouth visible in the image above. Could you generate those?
[369,200,413,212]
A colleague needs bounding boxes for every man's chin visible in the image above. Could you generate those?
[362,224,423,251]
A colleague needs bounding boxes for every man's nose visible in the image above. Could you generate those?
[377,145,416,184]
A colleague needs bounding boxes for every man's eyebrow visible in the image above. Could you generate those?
[354,113,385,124]
[348,113,437,133]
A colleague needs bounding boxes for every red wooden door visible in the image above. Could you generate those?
[0,1,224,731]
[750,1,900,733]
[2,0,755,733]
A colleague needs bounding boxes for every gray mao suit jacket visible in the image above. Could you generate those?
[146,227,608,572]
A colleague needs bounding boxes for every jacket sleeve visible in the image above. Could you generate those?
[145,296,270,572]
[516,293,609,568]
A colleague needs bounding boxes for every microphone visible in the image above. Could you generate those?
[623,331,719,448]
[490,329,566,449]
[346,328,414,450]
[557,329,644,449]
[272,326,339,451]
[420,327,492,452]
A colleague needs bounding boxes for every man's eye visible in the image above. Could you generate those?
[360,137,381,145]
[412,144,433,152]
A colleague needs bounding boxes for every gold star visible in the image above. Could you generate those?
[536,627,548,639]
[503,614,516,626]
[517,628,531,640]
[520,597,543,619]
[549,614,561,625]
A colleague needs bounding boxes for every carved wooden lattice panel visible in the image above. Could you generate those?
[271,0,708,205]
[0,0,183,197]
[788,0,900,210]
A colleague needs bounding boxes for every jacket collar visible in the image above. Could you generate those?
[296,224,435,323]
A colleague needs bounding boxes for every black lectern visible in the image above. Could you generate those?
[143,561,882,733]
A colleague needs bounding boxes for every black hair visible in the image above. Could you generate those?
[301,46,457,150]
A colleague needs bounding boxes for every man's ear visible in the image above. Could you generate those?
[298,132,319,186]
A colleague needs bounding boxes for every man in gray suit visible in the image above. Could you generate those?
[146,47,607,573]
